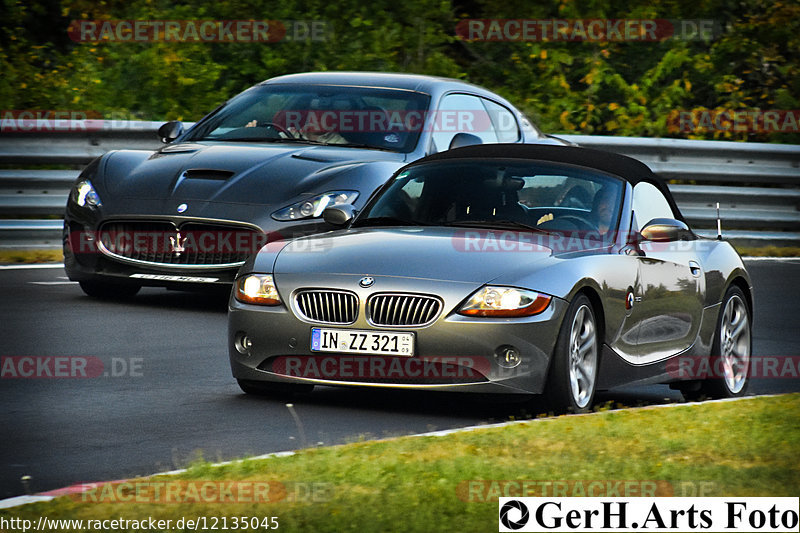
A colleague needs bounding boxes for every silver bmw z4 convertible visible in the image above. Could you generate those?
[227,144,753,412]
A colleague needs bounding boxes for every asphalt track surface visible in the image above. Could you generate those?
[1,259,799,497]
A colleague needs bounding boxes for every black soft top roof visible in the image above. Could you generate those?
[408,143,685,222]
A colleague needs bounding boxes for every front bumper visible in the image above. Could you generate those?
[62,205,334,289]
[63,219,243,288]
[228,274,568,394]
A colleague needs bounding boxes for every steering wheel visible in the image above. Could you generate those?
[556,214,597,231]
[255,122,292,137]
[555,186,591,209]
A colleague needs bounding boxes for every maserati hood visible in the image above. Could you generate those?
[269,227,555,283]
[100,141,404,205]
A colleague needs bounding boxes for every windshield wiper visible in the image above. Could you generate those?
[442,219,551,234]
[195,136,329,145]
[194,138,398,151]
[352,216,431,228]
[333,142,396,152]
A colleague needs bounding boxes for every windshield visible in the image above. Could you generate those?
[355,160,625,238]
[185,84,430,153]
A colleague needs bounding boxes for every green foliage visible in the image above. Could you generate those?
[2,0,797,142]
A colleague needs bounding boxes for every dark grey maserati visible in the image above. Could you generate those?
[228,144,753,412]
[63,71,563,297]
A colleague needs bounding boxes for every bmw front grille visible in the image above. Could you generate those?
[367,293,442,327]
[295,290,359,325]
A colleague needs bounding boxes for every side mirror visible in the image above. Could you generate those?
[448,132,483,150]
[639,218,691,242]
[323,205,357,226]
[158,121,184,143]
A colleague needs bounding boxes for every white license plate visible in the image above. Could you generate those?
[311,328,414,357]
[130,273,219,283]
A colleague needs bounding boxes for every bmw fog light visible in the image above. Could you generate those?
[495,345,522,369]
[234,332,253,355]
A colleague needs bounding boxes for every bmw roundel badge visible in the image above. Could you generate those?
[625,290,635,310]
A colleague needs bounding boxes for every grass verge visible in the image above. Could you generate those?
[0,249,63,264]
[2,394,798,531]
[735,245,800,257]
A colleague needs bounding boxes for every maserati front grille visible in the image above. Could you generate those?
[97,221,265,268]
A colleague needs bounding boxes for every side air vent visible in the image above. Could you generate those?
[183,169,235,180]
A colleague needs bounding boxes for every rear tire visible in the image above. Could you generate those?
[680,286,751,401]
[237,379,314,398]
[79,281,140,299]
[545,294,599,414]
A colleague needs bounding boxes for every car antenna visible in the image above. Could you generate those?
[716,202,723,240]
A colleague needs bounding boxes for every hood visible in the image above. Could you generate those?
[270,227,555,283]
[101,141,404,205]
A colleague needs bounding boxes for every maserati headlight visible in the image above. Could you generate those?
[458,286,551,317]
[234,274,282,306]
[271,191,358,221]
[71,179,102,208]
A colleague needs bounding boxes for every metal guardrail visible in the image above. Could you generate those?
[0,122,798,248]
[560,135,800,244]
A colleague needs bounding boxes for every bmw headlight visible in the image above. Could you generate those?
[71,179,102,208]
[458,286,551,317]
[234,274,282,306]
[272,191,358,221]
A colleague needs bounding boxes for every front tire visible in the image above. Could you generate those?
[681,286,751,401]
[545,294,599,414]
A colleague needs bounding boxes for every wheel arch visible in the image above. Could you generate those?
[575,284,605,346]
[727,276,753,318]
[543,285,604,413]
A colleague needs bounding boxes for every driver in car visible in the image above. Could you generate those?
[591,186,616,234]
[287,116,347,144]
[245,101,348,144]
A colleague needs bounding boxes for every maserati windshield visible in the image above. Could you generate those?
[355,160,625,238]
[186,84,431,153]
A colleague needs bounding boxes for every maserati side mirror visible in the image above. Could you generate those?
[157,121,184,143]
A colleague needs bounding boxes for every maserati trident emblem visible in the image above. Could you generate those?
[359,276,375,288]
[169,231,187,255]
[177,203,188,213]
